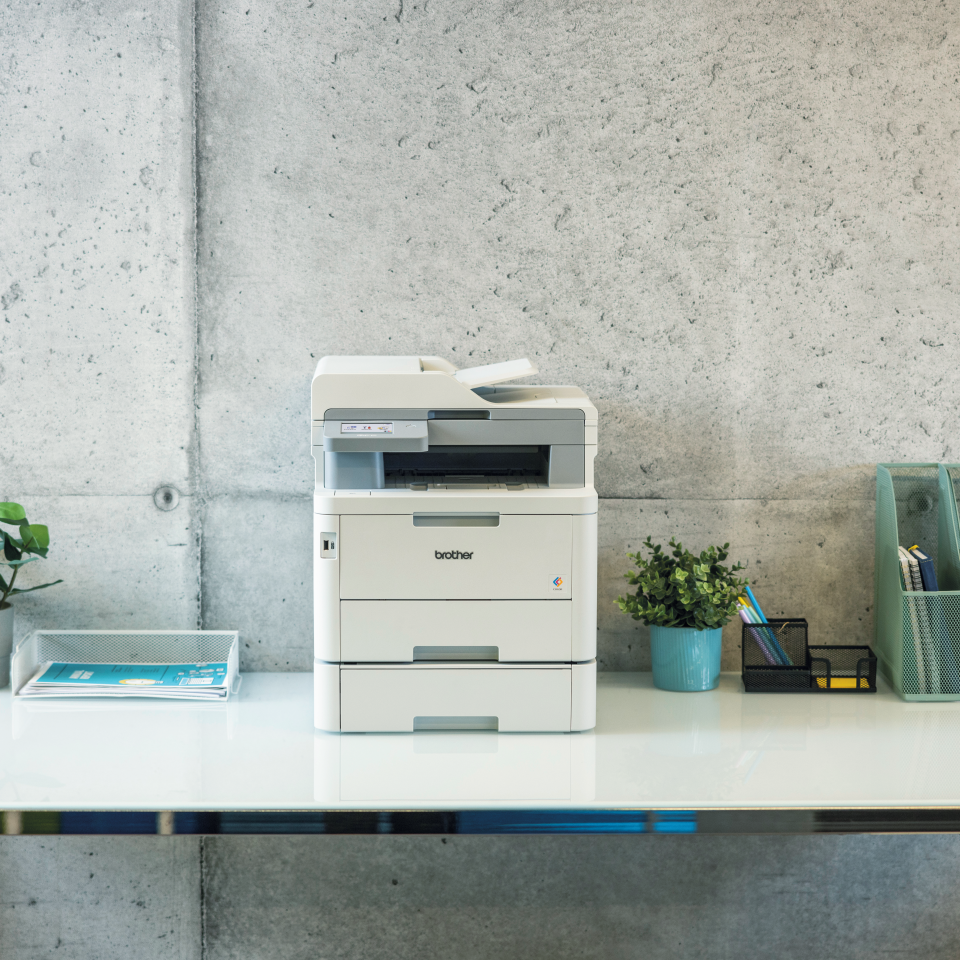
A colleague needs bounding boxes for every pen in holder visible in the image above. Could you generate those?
[741,618,810,691]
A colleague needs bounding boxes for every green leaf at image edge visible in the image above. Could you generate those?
[0,503,27,525]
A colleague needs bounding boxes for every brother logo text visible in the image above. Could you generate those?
[435,550,473,560]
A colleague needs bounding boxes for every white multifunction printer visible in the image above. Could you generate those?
[311,355,598,733]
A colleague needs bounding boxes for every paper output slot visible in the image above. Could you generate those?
[412,514,500,527]
[428,410,491,419]
[413,645,499,661]
[413,716,499,732]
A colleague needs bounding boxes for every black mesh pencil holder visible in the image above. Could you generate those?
[742,618,877,693]
[741,619,810,692]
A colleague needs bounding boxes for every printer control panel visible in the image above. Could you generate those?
[341,422,393,434]
[322,420,428,452]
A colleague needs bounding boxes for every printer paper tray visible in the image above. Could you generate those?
[340,600,572,662]
[315,661,597,733]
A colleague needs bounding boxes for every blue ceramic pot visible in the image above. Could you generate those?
[649,625,722,691]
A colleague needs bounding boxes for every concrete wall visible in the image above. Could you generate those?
[5,833,960,960]
[6,0,957,669]
[0,0,198,639]
[0,836,200,960]
[192,0,960,671]
[3,0,960,957]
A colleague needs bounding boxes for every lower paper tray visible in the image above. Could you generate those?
[315,660,597,732]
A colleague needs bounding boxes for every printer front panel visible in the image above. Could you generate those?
[339,513,572,601]
[315,508,597,663]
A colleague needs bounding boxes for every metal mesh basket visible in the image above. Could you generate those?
[875,464,960,700]
[809,645,877,692]
[742,621,877,694]
[11,630,240,698]
[742,619,811,692]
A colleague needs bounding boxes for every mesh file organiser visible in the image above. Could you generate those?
[875,464,960,701]
[11,630,240,699]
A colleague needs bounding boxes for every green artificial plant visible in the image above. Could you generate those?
[0,502,62,609]
[617,537,748,630]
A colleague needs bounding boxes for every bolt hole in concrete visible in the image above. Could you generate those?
[153,486,180,511]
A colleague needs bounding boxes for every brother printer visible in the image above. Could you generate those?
[312,355,598,732]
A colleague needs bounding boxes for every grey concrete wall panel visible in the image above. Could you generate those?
[202,834,960,960]
[8,495,198,646]
[201,496,313,671]
[598,498,873,672]
[195,0,960,504]
[0,0,196,498]
[195,0,960,660]
[0,836,200,960]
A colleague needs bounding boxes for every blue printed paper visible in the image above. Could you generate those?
[34,662,228,687]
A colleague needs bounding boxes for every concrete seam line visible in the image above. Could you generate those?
[192,0,204,635]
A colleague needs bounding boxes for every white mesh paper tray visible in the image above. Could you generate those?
[11,630,241,699]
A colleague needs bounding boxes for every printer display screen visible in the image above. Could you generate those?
[340,422,393,434]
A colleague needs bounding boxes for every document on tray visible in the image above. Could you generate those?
[19,662,231,700]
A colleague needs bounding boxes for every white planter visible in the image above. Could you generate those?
[0,604,12,689]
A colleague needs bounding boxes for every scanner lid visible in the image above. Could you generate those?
[312,355,594,421]
[314,355,537,388]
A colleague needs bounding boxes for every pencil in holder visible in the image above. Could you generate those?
[741,619,809,692]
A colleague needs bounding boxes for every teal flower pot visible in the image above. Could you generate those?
[649,625,722,691]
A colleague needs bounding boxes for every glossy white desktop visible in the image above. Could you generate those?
[1,672,959,812]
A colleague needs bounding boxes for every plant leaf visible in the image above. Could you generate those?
[0,503,27,525]
[617,537,750,629]
[20,523,50,554]
[7,579,63,596]
[2,531,22,561]
[0,557,39,567]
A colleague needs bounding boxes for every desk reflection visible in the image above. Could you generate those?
[315,730,596,803]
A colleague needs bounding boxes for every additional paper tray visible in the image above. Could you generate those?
[11,630,241,700]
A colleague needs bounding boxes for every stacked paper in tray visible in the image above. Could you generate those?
[19,661,231,700]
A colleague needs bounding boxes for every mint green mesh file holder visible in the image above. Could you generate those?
[875,464,960,700]
[939,464,960,590]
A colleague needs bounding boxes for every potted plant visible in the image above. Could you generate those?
[0,502,62,688]
[617,537,748,691]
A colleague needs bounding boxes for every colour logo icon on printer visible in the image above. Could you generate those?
[553,576,563,587]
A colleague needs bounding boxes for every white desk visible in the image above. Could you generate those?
[2,672,960,833]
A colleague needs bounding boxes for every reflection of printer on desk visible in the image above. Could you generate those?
[312,355,598,732]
